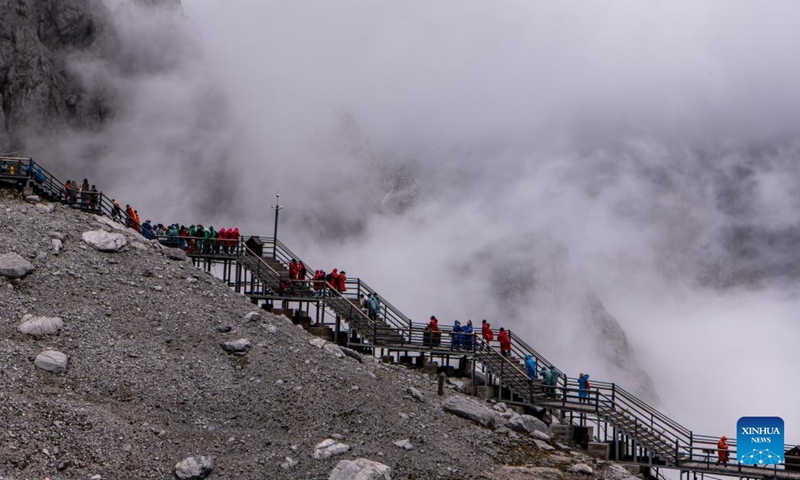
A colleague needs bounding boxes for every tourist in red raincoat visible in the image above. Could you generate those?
[481,319,494,350]
[498,327,511,357]
[289,259,299,280]
[337,271,347,292]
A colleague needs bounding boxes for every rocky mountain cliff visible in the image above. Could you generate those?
[0,0,180,152]
[0,188,647,479]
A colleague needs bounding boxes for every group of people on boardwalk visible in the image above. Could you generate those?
[311,268,347,295]
[422,317,511,355]
[63,178,98,208]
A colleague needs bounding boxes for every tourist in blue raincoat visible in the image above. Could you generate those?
[525,354,537,380]
[451,320,462,350]
[462,320,474,350]
[578,373,591,403]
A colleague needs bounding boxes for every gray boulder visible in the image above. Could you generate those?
[52,238,63,255]
[220,338,251,355]
[163,248,187,261]
[174,456,214,480]
[243,311,262,322]
[34,350,68,373]
[82,230,127,252]
[442,395,496,428]
[36,203,54,213]
[0,253,35,278]
[506,414,549,436]
[329,458,391,480]
[18,314,64,337]
[406,387,425,403]
[26,195,40,204]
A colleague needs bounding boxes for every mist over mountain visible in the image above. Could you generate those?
[4,0,800,440]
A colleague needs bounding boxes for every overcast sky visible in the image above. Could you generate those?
[57,0,800,445]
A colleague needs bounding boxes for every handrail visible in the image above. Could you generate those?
[8,157,797,477]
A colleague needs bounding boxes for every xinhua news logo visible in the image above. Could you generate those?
[737,416,784,465]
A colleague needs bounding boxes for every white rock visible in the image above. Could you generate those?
[312,438,350,460]
[51,238,63,255]
[82,230,127,252]
[34,350,68,373]
[393,439,414,450]
[18,315,64,337]
[265,324,277,334]
[534,439,556,451]
[406,387,426,403]
[174,455,214,479]
[280,456,297,469]
[309,338,327,349]
[36,203,54,213]
[568,464,593,475]
[493,402,507,412]
[323,342,345,358]
[328,458,392,480]
[25,195,40,203]
[532,430,551,441]
[0,253,35,278]
[244,311,262,322]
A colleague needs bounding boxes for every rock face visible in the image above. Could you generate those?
[18,315,64,337]
[0,0,113,149]
[0,253,35,278]
[329,458,392,480]
[82,230,127,252]
[442,395,496,428]
[34,350,69,373]
[174,456,214,480]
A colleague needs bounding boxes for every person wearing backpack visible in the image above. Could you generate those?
[578,373,591,403]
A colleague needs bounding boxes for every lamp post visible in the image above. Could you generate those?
[271,191,282,259]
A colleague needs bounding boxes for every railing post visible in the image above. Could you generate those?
[611,383,616,409]
[499,357,504,401]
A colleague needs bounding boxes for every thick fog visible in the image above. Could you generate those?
[46,0,800,443]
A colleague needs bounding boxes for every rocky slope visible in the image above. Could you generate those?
[0,188,647,479]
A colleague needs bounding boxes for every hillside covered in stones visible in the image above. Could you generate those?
[0,188,645,480]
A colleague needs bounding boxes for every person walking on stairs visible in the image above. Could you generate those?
[525,354,537,380]
[481,319,494,351]
[498,327,511,357]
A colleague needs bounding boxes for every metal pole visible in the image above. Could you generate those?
[271,191,282,259]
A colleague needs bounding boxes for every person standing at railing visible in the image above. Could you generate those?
[425,316,441,347]
[298,261,307,280]
[64,180,72,203]
[110,199,122,221]
[337,271,347,293]
[498,328,511,357]
[462,320,474,350]
[716,435,729,466]
[578,373,591,403]
[289,259,299,279]
[451,320,463,350]
[80,178,90,204]
[69,181,78,206]
[481,319,494,351]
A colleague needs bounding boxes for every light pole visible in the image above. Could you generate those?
[271,191,282,259]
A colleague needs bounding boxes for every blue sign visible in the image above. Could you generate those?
[737,416,784,465]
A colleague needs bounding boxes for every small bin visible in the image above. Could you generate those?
[245,236,264,256]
